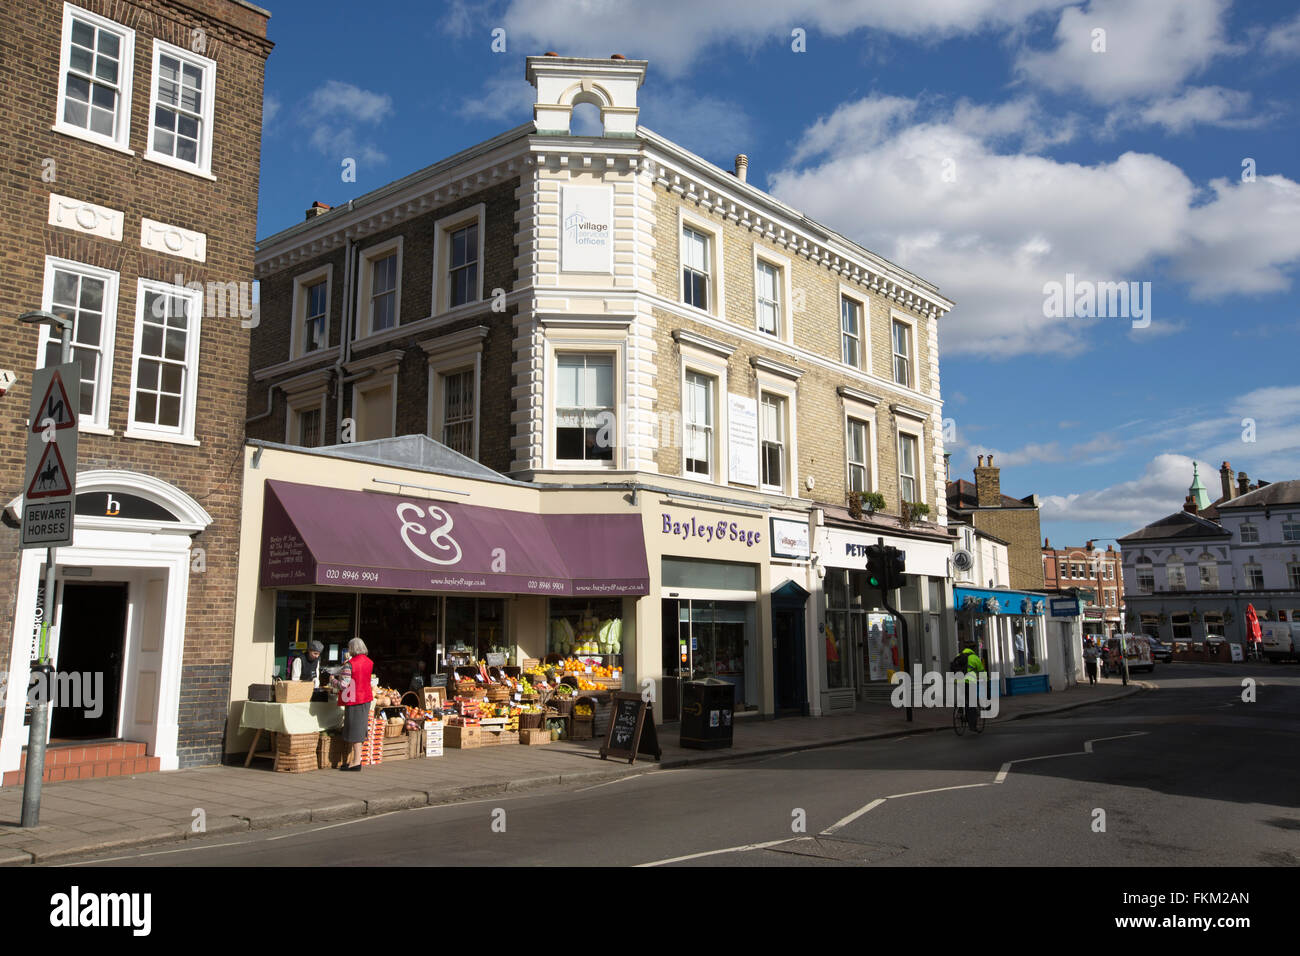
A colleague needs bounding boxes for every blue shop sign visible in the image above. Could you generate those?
[1050,597,1081,618]
[954,586,1047,616]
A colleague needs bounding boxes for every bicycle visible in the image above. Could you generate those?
[952,699,986,736]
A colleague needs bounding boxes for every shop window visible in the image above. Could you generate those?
[1204,613,1225,637]
[444,597,507,665]
[662,557,757,592]
[549,598,624,662]
[39,257,119,430]
[670,599,756,709]
[56,6,135,152]
[1171,613,1192,641]
[555,352,614,462]
[358,594,442,689]
[145,40,216,176]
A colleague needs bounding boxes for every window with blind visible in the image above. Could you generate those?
[756,260,780,337]
[760,392,786,491]
[684,371,715,478]
[847,418,869,493]
[556,353,614,462]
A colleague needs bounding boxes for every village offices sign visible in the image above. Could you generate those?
[561,185,612,273]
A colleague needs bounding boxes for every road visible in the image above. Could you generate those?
[58,663,1300,867]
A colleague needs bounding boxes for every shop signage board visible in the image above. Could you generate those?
[560,185,613,273]
[599,692,661,765]
[486,652,505,667]
[727,393,758,485]
[769,517,809,559]
[22,362,80,549]
[1050,597,1080,618]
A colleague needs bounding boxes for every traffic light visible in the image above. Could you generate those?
[865,544,887,590]
[888,547,906,590]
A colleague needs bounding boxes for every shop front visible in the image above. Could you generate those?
[815,520,954,715]
[953,586,1051,694]
[228,443,649,758]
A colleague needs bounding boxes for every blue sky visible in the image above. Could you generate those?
[256,0,1300,548]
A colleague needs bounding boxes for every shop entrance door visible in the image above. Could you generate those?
[772,581,809,716]
[50,582,128,740]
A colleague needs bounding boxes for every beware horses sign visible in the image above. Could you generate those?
[22,363,79,548]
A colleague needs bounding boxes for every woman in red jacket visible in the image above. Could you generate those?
[337,638,373,770]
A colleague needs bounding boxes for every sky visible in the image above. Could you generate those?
[255,0,1300,549]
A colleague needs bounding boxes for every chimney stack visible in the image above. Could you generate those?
[1237,471,1250,496]
[1183,494,1198,514]
[305,201,331,220]
[1220,461,1234,500]
[1043,537,1050,549]
[974,454,1001,508]
[734,154,748,182]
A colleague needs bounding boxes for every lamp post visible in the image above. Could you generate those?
[17,309,72,829]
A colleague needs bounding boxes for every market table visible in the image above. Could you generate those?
[239,700,344,767]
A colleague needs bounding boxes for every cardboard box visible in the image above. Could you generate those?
[445,724,482,749]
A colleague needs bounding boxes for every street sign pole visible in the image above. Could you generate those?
[21,331,74,828]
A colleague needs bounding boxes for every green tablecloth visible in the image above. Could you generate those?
[239,700,344,734]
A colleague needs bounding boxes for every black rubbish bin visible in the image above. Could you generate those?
[679,678,735,750]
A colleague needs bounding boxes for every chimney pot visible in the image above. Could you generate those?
[305,201,331,221]
[1237,472,1250,495]
[1184,494,1197,514]
[977,454,984,467]
[610,53,625,59]
[734,154,748,182]
[988,454,995,466]
[544,51,560,56]
[1220,461,1234,500]
[1044,537,1050,548]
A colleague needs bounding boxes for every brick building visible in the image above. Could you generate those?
[1041,538,1124,639]
[947,455,1045,591]
[0,0,271,782]
[246,54,957,719]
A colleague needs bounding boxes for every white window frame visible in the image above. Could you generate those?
[281,367,331,448]
[675,334,731,485]
[891,310,918,391]
[37,256,119,434]
[290,264,332,359]
[144,39,217,179]
[1136,558,1154,593]
[836,285,871,374]
[753,247,793,344]
[355,236,403,340]
[553,352,618,468]
[846,416,872,495]
[678,209,724,318]
[1283,520,1300,543]
[1166,559,1186,591]
[1245,564,1264,590]
[423,325,488,461]
[1239,522,1259,543]
[895,412,926,507]
[343,350,402,443]
[431,204,485,316]
[840,389,879,499]
[759,392,788,494]
[54,3,136,155]
[753,361,801,497]
[288,397,326,448]
[543,324,626,471]
[1288,564,1300,590]
[1198,555,1219,590]
[124,277,203,444]
[682,370,717,480]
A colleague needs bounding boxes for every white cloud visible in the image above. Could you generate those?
[263,94,281,129]
[1015,0,1240,103]
[768,93,1300,358]
[456,69,535,123]
[300,81,394,166]
[490,0,1070,76]
[1263,12,1300,56]
[1039,453,1198,528]
[1134,86,1259,133]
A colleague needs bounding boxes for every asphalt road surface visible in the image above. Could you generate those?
[60,663,1300,867]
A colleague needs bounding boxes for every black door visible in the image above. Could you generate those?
[773,609,807,715]
[50,582,128,739]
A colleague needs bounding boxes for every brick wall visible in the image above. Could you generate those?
[972,509,1045,591]
[249,179,520,473]
[0,0,270,768]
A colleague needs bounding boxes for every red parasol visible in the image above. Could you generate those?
[1245,604,1262,644]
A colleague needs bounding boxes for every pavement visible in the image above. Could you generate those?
[0,678,1140,865]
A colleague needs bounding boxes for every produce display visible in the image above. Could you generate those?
[574,703,593,717]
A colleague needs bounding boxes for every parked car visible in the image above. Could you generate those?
[1147,637,1172,662]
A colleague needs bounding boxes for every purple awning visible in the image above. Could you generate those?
[260,480,648,596]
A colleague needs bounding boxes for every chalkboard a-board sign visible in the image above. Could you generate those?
[599,692,661,765]
[426,673,449,689]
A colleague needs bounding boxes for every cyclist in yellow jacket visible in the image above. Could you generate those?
[950,642,986,730]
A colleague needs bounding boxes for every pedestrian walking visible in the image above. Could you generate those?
[1083,640,1099,685]
[334,638,373,771]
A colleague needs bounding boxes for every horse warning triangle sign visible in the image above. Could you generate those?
[27,440,73,499]
[30,368,77,432]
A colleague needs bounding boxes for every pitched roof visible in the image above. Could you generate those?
[946,479,1037,511]
[1118,510,1229,543]
[1216,479,1300,510]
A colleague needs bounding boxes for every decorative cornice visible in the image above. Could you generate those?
[751,355,803,381]
[279,366,334,397]
[673,329,736,359]
[890,402,930,423]
[538,314,634,329]
[419,325,490,356]
[837,385,882,407]
[344,348,405,377]
[252,348,340,383]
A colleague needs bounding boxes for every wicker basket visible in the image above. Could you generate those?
[519,711,544,730]
[274,731,320,755]
[548,696,574,717]
[274,680,315,703]
[384,716,405,738]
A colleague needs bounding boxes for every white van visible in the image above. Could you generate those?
[1259,621,1300,662]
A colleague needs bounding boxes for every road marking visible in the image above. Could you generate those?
[575,775,641,792]
[636,838,797,867]
[821,798,887,835]
[60,841,248,865]
[885,782,989,800]
[995,732,1148,784]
